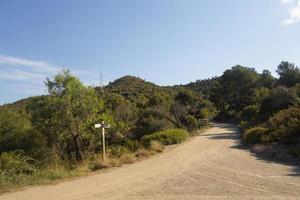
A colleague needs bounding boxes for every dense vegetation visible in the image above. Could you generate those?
[1,61,299,192]
[0,71,214,192]
[187,61,300,159]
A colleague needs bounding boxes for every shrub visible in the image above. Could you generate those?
[260,87,297,121]
[108,145,129,158]
[181,115,199,131]
[0,157,75,193]
[267,107,300,144]
[142,129,189,146]
[123,140,141,152]
[243,127,269,144]
[0,150,36,175]
[0,107,40,155]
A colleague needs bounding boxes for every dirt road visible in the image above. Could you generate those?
[1,124,300,200]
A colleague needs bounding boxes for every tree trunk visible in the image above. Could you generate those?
[72,134,82,161]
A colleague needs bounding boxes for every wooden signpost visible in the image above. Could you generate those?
[95,121,110,161]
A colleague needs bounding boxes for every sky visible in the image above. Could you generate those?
[0,0,300,104]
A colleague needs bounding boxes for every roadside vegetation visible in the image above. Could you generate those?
[142,129,189,146]
[1,61,299,193]
[187,61,300,160]
[0,71,213,193]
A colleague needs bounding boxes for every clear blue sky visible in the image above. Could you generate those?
[1,0,300,104]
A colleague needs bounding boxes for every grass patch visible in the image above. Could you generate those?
[0,162,89,194]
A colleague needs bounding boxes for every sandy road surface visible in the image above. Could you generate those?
[1,124,300,200]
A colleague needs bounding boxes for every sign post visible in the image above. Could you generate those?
[95,121,110,161]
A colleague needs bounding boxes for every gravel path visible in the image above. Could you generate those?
[1,124,300,200]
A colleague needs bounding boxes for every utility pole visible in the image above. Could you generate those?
[95,121,110,161]
[99,72,104,92]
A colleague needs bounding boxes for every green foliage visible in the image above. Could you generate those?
[171,89,215,131]
[186,62,300,156]
[260,87,297,121]
[135,110,172,137]
[277,61,300,87]
[243,127,269,144]
[123,140,141,152]
[257,70,275,88]
[267,107,300,144]
[103,75,165,105]
[108,145,129,158]
[0,162,85,194]
[141,129,189,146]
[243,107,300,147]
[44,70,102,161]
[0,151,36,175]
[185,77,219,98]
[0,106,43,158]
[2,60,300,191]
[210,65,259,122]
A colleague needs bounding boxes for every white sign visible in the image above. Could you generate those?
[95,124,102,128]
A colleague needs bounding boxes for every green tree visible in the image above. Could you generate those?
[260,87,297,121]
[171,89,214,131]
[257,70,275,88]
[134,92,173,137]
[276,61,300,87]
[39,70,102,161]
[211,66,259,121]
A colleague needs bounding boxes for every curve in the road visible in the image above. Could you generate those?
[1,124,300,200]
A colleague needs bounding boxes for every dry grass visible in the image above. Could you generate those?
[89,160,111,171]
[135,148,152,158]
[149,141,164,153]
[120,153,136,164]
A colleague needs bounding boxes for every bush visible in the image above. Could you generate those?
[142,129,189,147]
[108,145,129,158]
[0,107,40,154]
[267,107,300,144]
[0,159,77,193]
[260,87,297,121]
[243,127,269,144]
[181,115,199,131]
[0,150,36,175]
[123,140,141,152]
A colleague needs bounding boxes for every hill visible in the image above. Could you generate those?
[102,76,174,106]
